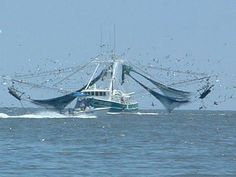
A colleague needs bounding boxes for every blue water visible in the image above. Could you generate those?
[0,108,236,177]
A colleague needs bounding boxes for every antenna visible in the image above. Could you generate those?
[113,24,116,55]
[100,30,103,54]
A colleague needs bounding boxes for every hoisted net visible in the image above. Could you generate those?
[128,74,190,112]
[30,68,108,110]
[122,64,192,98]
[122,64,212,112]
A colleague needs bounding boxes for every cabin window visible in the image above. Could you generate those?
[91,92,94,96]
[95,92,98,96]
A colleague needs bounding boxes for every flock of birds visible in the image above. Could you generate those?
[0,43,235,110]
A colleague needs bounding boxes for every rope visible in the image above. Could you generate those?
[52,58,96,87]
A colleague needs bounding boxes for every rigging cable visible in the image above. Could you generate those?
[128,61,213,87]
[9,78,69,93]
[52,58,97,87]
[146,65,208,76]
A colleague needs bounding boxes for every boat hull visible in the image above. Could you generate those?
[85,98,138,112]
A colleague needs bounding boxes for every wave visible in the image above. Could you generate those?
[0,111,96,119]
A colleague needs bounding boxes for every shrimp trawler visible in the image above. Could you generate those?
[3,51,215,114]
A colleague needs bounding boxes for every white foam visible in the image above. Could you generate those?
[21,112,65,118]
[0,113,9,118]
[76,114,97,119]
[0,111,96,119]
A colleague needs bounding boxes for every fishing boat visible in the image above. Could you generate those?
[3,51,214,114]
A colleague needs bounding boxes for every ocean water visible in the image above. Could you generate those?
[0,108,236,177]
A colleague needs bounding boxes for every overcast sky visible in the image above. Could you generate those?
[0,0,236,110]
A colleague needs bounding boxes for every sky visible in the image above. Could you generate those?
[0,0,236,110]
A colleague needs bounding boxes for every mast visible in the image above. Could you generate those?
[108,25,118,100]
[109,56,118,100]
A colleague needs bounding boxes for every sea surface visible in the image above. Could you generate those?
[0,108,236,177]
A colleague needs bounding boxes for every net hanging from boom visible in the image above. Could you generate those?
[122,64,192,100]
[30,68,108,110]
[128,74,190,112]
[122,64,214,112]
